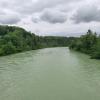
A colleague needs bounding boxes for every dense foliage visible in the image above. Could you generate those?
[0,25,39,56]
[0,25,71,56]
[70,30,100,59]
[1,25,100,59]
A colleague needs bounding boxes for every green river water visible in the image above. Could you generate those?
[0,47,100,100]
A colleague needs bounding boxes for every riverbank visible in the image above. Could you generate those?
[0,25,73,56]
[0,25,100,60]
[69,30,100,59]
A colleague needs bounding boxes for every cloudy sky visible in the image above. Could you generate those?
[0,0,100,36]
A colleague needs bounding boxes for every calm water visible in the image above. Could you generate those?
[0,47,100,100]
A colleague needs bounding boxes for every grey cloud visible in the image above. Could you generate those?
[72,5,100,23]
[0,0,82,24]
[0,14,21,24]
[0,0,100,36]
[0,0,81,15]
[31,0,80,12]
[32,16,40,23]
[40,9,67,24]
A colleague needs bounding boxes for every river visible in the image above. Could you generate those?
[0,47,100,100]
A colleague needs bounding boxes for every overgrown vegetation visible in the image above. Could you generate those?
[0,25,71,56]
[70,30,100,59]
[1,25,100,59]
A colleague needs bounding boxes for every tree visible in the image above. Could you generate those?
[0,42,16,56]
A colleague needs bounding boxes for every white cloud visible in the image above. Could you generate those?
[0,0,100,36]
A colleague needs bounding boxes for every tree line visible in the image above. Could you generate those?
[0,25,100,59]
[0,25,72,56]
[70,30,100,59]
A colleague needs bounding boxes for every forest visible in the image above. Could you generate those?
[0,25,72,56]
[70,30,100,59]
[0,25,100,59]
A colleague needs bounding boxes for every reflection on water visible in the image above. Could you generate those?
[0,47,100,100]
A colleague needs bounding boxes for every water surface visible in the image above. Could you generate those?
[0,47,100,100]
